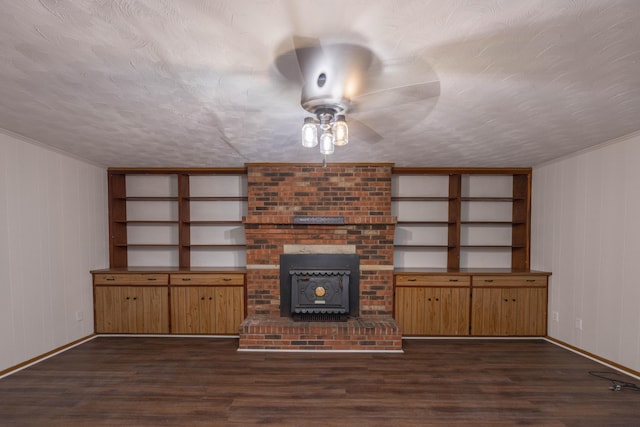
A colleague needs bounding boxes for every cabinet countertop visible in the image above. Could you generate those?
[393,268,551,276]
[91,267,246,274]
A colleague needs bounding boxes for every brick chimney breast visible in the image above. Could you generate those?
[240,163,401,351]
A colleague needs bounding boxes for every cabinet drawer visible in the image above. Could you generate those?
[170,273,244,286]
[395,275,471,287]
[472,275,547,287]
[94,273,169,285]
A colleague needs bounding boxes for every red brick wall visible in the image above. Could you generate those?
[244,163,396,318]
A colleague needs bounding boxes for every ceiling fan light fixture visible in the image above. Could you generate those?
[319,130,335,155]
[333,115,348,146]
[301,117,318,148]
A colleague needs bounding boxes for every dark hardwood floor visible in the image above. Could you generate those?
[0,337,638,426]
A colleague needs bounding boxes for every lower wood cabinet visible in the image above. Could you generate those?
[93,273,170,334]
[394,271,549,337]
[470,275,547,336]
[395,275,470,336]
[92,270,245,335]
[170,273,245,334]
[95,286,170,333]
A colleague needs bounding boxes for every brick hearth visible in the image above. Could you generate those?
[238,163,402,351]
[239,317,401,351]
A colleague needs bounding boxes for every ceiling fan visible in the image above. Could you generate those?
[273,36,441,161]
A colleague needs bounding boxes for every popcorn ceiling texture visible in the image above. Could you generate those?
[1,1,640,167]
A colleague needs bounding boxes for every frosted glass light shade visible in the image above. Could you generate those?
[333,115,348,146]
[319,131,334,155]
[301,119,318,148]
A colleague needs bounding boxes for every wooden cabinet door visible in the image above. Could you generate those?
[395,287,425,335]
[212,286,244,334]
[171,286,244,334]
[395,287,470,336]
[471,287,547,336]
[511,287,547,335]
[170,286,201,333]
[470,288,502,335]
[439,287,470,335]
[95,286,169,333]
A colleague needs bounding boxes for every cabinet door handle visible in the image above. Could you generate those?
[126,297,130,300]
[449,279,459,282]
[435,298,440,302]
[201,297,205,300]
[105,277,115,281]
[485,279,494,283]
[407,278,417,282]
[504,298,508,302]
[223,278,232,282]
[526,279,535,283]
[181,277,191,281]
[147,278,157,281]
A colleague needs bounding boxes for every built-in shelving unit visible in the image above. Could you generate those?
[103,166,545,338]
[392,173,451,268]
[108,168,247,269]
[187,174,247,267]
[391,168,531,270]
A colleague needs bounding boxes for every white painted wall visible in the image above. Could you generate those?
[0,131,108,372]
[532,134,640,373]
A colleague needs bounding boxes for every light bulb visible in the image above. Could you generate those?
[319,131,334,155]
[301,118,318,148]
[333,115,348,146]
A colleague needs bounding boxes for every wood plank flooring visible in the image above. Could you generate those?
[0,337,638,426]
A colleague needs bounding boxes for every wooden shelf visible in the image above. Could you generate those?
[391,196,450,202]
[120,197,179,201]
[461,221,513,225]
[394,245,450,249]
[396,221,451,226]
[461,197,513,202]
[460,245,514,249]
[185,244,246,248]
[115,244,179,248]
[116,220,179,224]
[188,220,243,225]
[188,196,248,202]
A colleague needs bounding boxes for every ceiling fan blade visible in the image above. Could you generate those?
[350,80,441,113]
[273,35,325,86]
[348,117,384,144]
[292,36,324,84]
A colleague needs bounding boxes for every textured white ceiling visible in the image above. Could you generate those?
[1,0,639,167]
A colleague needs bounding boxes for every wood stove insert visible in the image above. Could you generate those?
[280,254,359,321]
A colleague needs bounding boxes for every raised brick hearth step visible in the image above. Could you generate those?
[238,316,402,352]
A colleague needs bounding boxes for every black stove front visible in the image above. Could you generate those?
[280,254,359,321]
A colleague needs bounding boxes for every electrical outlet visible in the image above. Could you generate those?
[575,318,582,330]
[75,311,84,322]
[552,311,559,322]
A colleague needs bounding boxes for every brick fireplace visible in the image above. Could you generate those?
[238,163,402,351]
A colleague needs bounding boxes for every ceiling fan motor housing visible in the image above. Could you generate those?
[299,43,375,115]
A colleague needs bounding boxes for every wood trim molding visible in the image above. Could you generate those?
[107,167,248,175]
[0,334,97,379]
[392,167,532,175]
[245,264,395,271]
[545,336,640,379]
[245,162,395,167]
